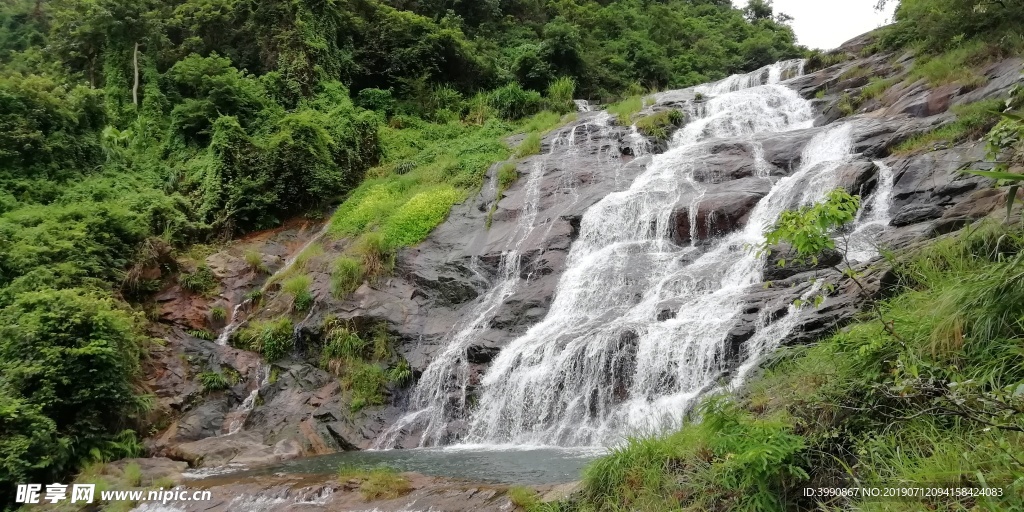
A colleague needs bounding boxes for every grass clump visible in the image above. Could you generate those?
[515,132,543,158]
[282,274,313,312]
[122,463,142,487]
[337,466,412,501]
[331,256,364,296]
[634,109,683,141]
[892,98,1005,153]
[508,486,541,509]
[232,317,293,361]
[606,95,645,124]
[210,306,227,321]
[860,76,895,101]
[244,249,268,274]
[319,321,411,411]
[180,265,217,294]
[198,371,229,392]
[545,77,577,114]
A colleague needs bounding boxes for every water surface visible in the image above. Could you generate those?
[222,445,606,485]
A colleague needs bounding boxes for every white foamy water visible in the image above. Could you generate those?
[377,59,889,449]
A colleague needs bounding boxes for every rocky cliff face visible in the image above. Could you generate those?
[143,34,1023,466]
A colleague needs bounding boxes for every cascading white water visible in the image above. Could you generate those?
[847,161,896,262]
[458,63,863,447]
[375,116,625,448]
[377,59,889,449]
[225,363,270,434]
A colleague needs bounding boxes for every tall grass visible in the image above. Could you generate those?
[515,132,542,157]
[545,77,577,114]
[606,96,644,124]
[907,39,994,87]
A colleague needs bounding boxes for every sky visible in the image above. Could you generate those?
[733,0,898,50]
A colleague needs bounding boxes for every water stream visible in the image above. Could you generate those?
[376,59,896,449]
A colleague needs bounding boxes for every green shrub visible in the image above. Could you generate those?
[180,265,217,294]
[0,289,146,494]
[515,132,542,157]
[489,83,542,120]
[355,88,396,115]
[232,317,294,361]
[346,361,390,412]
[545,77,576,114]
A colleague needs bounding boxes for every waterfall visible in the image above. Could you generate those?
[375,116,627,448]
[459,62,859,447]
[224,363,270,435]
[379,59,880,449]
[847,161,896,262]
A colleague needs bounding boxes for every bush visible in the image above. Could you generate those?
[355,88,396,116]
[489,83,542,120]
[545,77,576,114]
[0,289,146,494]
[180,265,217,294]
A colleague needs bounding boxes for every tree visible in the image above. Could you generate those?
[744,0,774,20]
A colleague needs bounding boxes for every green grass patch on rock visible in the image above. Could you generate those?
[892,98,1005,153]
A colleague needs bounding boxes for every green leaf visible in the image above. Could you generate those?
[963,169,1024,181]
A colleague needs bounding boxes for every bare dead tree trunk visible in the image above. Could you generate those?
[132,42,140,106]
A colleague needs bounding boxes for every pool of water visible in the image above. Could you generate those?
[225,445,607,485]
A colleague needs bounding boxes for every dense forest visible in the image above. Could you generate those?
[0,0,804,502]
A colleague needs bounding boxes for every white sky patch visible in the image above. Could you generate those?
[733,0,897,50]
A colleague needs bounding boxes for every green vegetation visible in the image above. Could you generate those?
[282,274,314,312]
[508,486,542,509]
[318,320,410,411]
[231,318,294,362]
[244,250,268,274]
[198,371,229,393]
[516,132,544,158]
[337,466,412,501]
[892,99,1005,154]
[606,96,647,124]
[179,265,218,294]
[963,83,1024,218]
[210,305,227,322]
[0,0,804,498]
[634,109,684,141]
